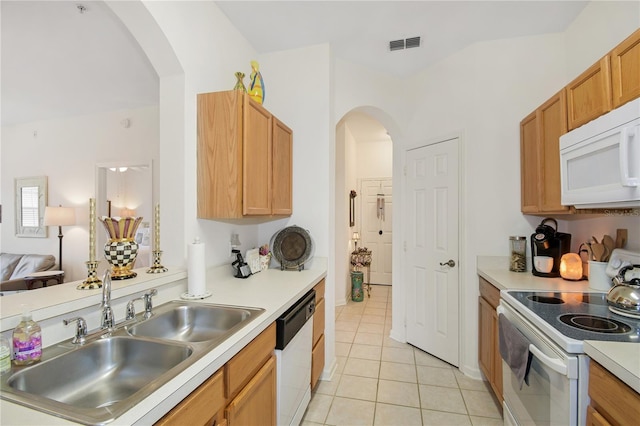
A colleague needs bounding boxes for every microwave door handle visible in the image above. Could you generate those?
[620,126,639,187]
[529,344,568,376]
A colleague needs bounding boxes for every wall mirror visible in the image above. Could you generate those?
[14,176,48,238]
[96,161,153,267]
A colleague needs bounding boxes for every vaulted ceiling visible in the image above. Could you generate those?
[1,0,588,132]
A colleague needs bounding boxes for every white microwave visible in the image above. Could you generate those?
[560,98,640,208]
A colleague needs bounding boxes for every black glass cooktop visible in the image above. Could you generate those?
[504,291,640,344]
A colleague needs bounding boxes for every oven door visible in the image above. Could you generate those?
[498,302,579,426]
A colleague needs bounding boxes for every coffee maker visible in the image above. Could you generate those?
[531,217,572,277]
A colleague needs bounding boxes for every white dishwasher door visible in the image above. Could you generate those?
[276,316,313,426]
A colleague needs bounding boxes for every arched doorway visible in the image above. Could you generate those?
[334,107,401,308]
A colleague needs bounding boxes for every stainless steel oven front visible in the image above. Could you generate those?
[497,301,589,426]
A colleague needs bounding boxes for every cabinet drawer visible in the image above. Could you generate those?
[589,360,640,425]
[479,277,500,309]
[225,323,276,399]
[311,334,325,389]
[156,368,225,426]
[314,279,326,301]
[313,298,325,346]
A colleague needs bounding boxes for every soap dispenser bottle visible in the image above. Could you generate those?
[12,306,42,365]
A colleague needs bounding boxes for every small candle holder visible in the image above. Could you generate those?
[147,250,168,274]
[78,260,102,290]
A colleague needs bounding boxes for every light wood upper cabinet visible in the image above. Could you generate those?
[566,56,612,131]
[271,118,293,215]
[243,98,272,216]
[520,110,541,213]
[197,90,293,219]
[610,27,640,108]
[521,90,570,214]
[538,91,569,213]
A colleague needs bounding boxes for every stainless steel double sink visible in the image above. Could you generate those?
[0,300,264,425]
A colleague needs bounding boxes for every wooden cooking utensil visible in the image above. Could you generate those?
[616,229,627,249]
[602,235,615,262]
[591,243,606,262]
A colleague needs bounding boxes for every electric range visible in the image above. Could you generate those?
[500,290,640,354]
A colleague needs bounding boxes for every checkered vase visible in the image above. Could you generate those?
[99,216,143,280]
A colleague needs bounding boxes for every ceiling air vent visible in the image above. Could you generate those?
[405,36,421,49]
[389,39,405,51]
[389,36,421,51]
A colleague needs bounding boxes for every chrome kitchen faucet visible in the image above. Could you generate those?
[100,270,114,329]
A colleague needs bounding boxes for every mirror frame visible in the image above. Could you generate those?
[15,176,48,238]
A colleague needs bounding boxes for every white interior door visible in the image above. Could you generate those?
[360,178,392,285]
[405,138,459,366]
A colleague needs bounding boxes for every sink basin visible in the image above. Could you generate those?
[4,336,192,424]
[0,301,264,424]
[127,301,265,343]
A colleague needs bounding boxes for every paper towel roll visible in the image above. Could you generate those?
[187,238,206,296]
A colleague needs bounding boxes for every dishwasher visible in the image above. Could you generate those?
[275,289,315,426]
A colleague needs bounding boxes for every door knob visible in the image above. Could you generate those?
[439,259,456,267]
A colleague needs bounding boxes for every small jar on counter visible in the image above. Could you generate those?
[509,236,527,272]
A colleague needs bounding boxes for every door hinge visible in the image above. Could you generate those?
[403,241,407,251]
[403,165,407,176]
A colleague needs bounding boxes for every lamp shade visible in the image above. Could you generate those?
[352,231,360,241]
[44,206,76,226]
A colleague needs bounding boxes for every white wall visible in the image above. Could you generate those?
[355,138,393,179]
[564,1,640,79]
[1,106,159,281]
[402,33,568,377]
[336,121,359,304]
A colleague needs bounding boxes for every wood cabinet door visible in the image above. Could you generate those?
[520,110,540,213]
[566,56,612,131]
[611,28,640,108]
[491,307,503,400]
[243,97,272,216]
[538,90,569,213]
[478,296,493,381]
[197,91,243,219]
[226,355,277,426]
[313,297,325,347]
[271,117,293,215]
[311,333,325,390]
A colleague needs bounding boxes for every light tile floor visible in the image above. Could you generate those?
[302,285,503,426]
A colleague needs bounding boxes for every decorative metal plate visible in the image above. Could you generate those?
[272,226,313,271]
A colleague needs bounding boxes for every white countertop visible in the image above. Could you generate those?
[0,258,327,425]
[477,256,591,292]
[477,256,639,396]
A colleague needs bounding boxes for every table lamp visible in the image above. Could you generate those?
[44,206,76,271]
[352,231,360,250]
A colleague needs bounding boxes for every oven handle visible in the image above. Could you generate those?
[528,344,567,376]
[497,304,568,377]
